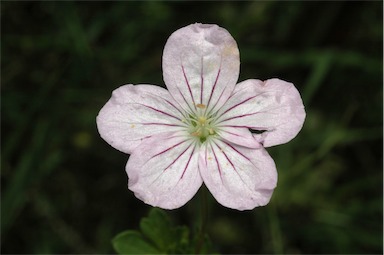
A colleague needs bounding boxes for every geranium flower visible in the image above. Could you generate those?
[97,23,305,210]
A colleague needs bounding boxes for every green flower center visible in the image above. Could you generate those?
[186,104,217,144]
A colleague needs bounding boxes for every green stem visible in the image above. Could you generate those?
[195,186,208,254]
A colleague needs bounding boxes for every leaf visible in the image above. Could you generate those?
[114,208,218,254]
[112,230,160,254]
[192,233,218,255]
[139,208,175,252]
[173,226,190,251]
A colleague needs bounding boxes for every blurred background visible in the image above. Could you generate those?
[2,1,382,254]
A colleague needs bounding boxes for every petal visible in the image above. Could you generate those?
[216,78,306,147]
[96,84,187,154]
[199,140,277,210]
[127,132,203,209]
[163,23,240,114]
[218,126,261,149]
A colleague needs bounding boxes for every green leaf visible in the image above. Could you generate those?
[139,208,175,252]
[112,230,160,254]
[114,208,218,254]
[171,226,191,254]
[192,233,218,254]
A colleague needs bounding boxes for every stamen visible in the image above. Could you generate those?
[187,110,217,144]
[196,104,206,109]
[198,117,207,125]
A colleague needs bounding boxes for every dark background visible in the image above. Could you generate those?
[2,1,382,254]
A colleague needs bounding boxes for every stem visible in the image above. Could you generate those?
[195,186,208,254]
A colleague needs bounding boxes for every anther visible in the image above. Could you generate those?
[196,104,206,109]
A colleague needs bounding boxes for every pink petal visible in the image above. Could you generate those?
[163,23,240,113]
[216,78,306,147]
[96,84,186,154]
[127,132,203,209]
[218,126,261,149]
[199,140,277,210]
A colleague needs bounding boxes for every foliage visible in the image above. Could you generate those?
[112,208,215,254]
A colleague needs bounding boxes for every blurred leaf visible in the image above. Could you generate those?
[302,50,333,104]
[192,233,217,255]
[172,226,191,253]
[139,208,193,253]
[114,208,217,254]
[139,208,177,252]
[112,230,160,254]
[1,120,49,233]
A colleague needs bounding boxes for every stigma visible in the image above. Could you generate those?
[187,110,217,144]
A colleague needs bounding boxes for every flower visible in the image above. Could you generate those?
[96,23,305,210]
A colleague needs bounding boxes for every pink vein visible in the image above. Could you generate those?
[207,86,225,117]
[210,143,224,182]
[163,142,192,172]
[204,145,208,167]
[214,141,251,190]
[220,95,258,116]
[220,129,243,138]
[219,112,263,123]
[180,145,195,179]
[164,98,185,117]
[216,90,275,122]
[221,141,251,161]
[206,68,221,109]
[219,108,275,123]
[181,64,196,109]
[140,104,180,121]
[214,141,237,172]
[151,140,186,158]
[142,123,183,127]
[200,57,204,104]
[219,124,267,130]
[177,87,194,113]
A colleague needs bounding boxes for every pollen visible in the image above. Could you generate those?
[191,131,201,137]
[196,104,206,109]
[130,124,135,128]
[198,117,207,125]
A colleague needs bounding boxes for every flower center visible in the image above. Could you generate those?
[187,104,217,144]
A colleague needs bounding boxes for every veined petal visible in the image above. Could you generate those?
[216,79,306,147]
[163,23,240,114]
[199,140,277,210]
[96,84,186,154]
[217,126,261,149]
[127,132,203,209]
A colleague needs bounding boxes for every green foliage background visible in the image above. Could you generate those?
[2,1,382,254]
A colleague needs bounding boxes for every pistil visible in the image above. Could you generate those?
[187,105,217,144]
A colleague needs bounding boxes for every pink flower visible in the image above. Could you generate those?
[96,23,305,210]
